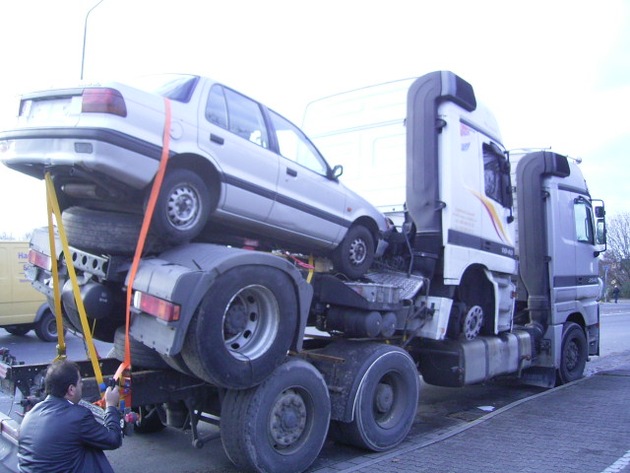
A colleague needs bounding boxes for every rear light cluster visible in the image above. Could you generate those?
[28,249,52,271]
[133,291,180,322]
[81,88,127,117]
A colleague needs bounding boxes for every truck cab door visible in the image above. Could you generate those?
[549,188,601,316]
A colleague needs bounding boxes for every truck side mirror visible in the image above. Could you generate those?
[592,199,607,252]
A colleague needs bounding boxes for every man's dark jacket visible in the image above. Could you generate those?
[17,395,122,472]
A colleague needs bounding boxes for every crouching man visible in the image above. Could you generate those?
[17,360,122,472]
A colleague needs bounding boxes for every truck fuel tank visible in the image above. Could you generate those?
[414,330,533,387]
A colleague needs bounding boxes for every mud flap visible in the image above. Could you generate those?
[520,366,556,388]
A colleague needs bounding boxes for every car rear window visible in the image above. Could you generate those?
[131,74,200,103]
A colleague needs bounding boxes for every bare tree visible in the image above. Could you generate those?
[601,212,630,298]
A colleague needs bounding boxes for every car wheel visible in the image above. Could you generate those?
[112,326,170,370]
[62,207,166,255]
[333,224,375,279]
[181,265,298,389]
[35,309,63,342]
[151,168,211,244]
[4,325,32,336]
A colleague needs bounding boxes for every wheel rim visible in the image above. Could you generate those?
[222,285,280,360]
[348,237,368,266]
[370,372,405,429]
[268,388,310,453]
[564,339,580,372]
[462,305,483,340]
[166,183,202,231]
[45,318,58,338]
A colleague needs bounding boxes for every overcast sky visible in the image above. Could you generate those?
[1,0,629,237]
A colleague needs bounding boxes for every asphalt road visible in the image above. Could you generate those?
[0,301,628,472]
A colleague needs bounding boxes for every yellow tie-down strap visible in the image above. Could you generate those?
[45,172,104,388]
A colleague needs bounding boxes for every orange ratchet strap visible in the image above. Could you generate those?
[115,97,172,401]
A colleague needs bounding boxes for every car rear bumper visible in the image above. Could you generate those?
[0,127,173,189]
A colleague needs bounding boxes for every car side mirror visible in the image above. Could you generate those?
[331,164,343,180]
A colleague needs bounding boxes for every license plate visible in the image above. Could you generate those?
[21,96,81,124]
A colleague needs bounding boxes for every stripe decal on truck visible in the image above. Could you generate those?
[448,230,516,259]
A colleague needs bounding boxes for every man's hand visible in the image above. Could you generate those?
[104,385,120,408]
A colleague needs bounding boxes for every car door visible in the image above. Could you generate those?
[267,110,347,246]
[197,83,279,223]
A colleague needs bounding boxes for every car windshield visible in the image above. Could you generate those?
[129,74,200,103]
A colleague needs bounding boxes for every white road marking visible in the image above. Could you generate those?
[601,450,630,473]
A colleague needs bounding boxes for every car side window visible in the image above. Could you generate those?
[205,85,228,128]
[269,110,328,175]
[224,88,269,148]
[205,85,269,148]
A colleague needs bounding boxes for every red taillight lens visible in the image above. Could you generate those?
[133,291,180,322]
[28,249,52,271]
[81,88,127,117]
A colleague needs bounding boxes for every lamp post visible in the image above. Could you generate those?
[80,0,104,80]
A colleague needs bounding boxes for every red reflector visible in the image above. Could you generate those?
[81,88,127,117]
[134,292,180,322]
[28,249,52,271]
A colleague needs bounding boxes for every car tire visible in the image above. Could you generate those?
[332,224,375,279]
[181,265,298,389]
[34,309,63,342]
[4,325,32,337]
[112,326,170,370]
[151,168,211,244]
[62,207,166,255]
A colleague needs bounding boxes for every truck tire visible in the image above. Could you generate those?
[35,309,63,342]
[220,358,330,473]
[181,266,298,389]
[557,322,588,385]
[112,326,170,370]
[4,325,32,336]
[324,342,419,451]
[62,207,166,255]
[151,168,211,244]
[332,224,375,279]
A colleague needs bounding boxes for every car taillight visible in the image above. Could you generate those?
[133,291,180,322]
[28,249,52,271]
[81,88,127,117]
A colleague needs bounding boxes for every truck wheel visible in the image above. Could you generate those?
[35,309,63,342]
[220,358,330,473]
[332,224,375,279]
[62,207,167,255]
[151,168,211,244]
[181,266,298,389]
[4,325,32,336]
[112,326,170,370]
[326,342,419,451]
[557,322,588,385]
